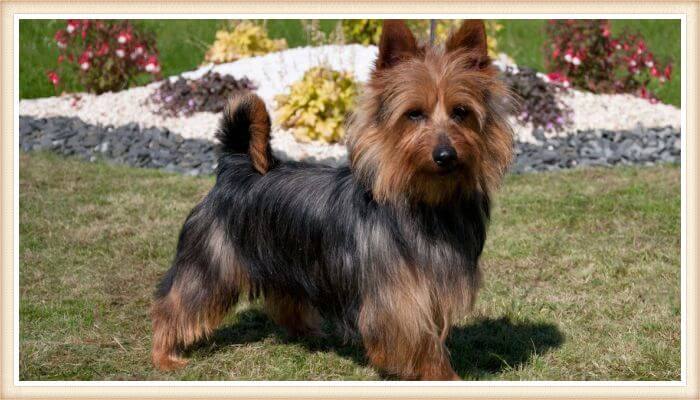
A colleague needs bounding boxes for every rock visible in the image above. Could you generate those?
[19,115,680,177]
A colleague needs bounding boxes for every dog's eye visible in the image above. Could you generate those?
[406,109,425,121]
[451,106,470,122]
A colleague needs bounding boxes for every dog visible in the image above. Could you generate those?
[151,19,513,380]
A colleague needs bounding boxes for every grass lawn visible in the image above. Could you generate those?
[19,152,680,380]
[20,19,680,106]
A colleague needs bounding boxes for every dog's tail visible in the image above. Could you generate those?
[216,93,273,174]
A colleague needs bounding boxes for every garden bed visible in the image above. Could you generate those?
[19,45,681,172]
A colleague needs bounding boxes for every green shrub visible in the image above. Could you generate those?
[203,21,287,64]
[340,19,502,57]
[275,66,359,143]
[341,19,382,46]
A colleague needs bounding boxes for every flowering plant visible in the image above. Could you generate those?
[501,67,572,132]
[544,19,672,103]
[48,20,160,94]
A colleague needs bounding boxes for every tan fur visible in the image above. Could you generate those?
[346,21,513,206]
[264,292,323,338]
[151,223,251,371]
[358,265,479,380]
[227,94,272,174]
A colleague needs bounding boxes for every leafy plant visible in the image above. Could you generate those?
[275,66,359,143]
[48,19,160,94]
[151,71,256,116]
[544,19,672,102]
[500,67,572,132]
[340,19,383,46]
[203,21,287,64]
[340,19,502,57]
[410,20,502,57]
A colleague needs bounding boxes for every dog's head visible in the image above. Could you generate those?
[347,20,513,205]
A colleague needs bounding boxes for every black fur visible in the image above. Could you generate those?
[156,140,489,336]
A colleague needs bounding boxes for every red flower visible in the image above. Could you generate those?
[639,87,649,99]
[650,66,660,77]
[78,52,91,70]
[54,30,67,48]
[57,54,64,64]
[117,30,132,44]
[144,55,160,73]
[79,50,93,62]
[46,71,60,86]
[66,19,79,34]
[96,42,109,56]
[664,65,672,80]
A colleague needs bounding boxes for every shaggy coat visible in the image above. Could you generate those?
[151,19,513,380]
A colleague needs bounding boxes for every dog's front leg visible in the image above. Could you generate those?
[357,282,461,380]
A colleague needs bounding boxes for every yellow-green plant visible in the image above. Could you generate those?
[410,20,502,57]
[339,19,502,57]
[341,19,382,46]
[275,66,359,143]
[203,21,287,64]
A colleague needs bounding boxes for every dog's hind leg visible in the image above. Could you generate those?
[151,216,248,371]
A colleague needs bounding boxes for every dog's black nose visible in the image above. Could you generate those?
[432,145,457,170]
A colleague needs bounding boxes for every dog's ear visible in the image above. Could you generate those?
[376,20,418,70]
[446,20,488,59]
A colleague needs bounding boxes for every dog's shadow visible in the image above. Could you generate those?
[190,309,564,380]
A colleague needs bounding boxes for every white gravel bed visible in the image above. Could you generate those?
[19,44,680,163]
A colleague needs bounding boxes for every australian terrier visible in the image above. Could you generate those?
[151,19,513,380]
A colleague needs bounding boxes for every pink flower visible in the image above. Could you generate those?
[629,59,637,67]
[66,20,79,34]
[117,30,132,44]
[602,25,610,37]
[78,52,91,70]
[115,48,126,58]
[650,66,660,77]
[46,71,60,86]
[96,42,109,56]
[130,45,145,59]
[144,55,160,73]
[57,55,64,64]
[572,56,581,66]
[54,30,67,48]
[564,52,573,63]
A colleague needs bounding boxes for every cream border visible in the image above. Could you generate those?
[1,1,697,399]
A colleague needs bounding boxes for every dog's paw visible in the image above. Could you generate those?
[152,351,189,371]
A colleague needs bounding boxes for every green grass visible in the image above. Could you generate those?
[19,152,681,380]
[20,19,681,106]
